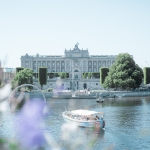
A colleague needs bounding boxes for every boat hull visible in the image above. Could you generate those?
[62,112,105,128]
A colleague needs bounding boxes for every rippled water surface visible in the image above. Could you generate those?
[1,97,150,150]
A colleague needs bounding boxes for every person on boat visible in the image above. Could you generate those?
[96,115,100,120]
[89,115,95,120]
[86,116,89,120]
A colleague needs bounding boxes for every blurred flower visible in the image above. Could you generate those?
[0,101,9,112]
[16,98,46,149]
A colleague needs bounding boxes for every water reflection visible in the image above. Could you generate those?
[1,96,150,150]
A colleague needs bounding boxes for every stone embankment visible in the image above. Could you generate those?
[93,90,150,98]
[43,90,150,99]
[15,90,150,100]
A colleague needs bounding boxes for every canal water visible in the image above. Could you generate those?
[1,97,150,150]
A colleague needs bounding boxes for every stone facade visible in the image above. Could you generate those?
[0,61,15,83]
[21,43,116,90]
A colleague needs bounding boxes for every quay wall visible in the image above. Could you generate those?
[14,91,150,100]
[93,91,150,98]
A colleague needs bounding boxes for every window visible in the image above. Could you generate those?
[47,61,50,66]
[38,61,41,65]
[42,61,46,66]
[57,62,60,66]
[67,68,70,72]
[33,67,36,72]
[88,62,92,65]
[33,61,36,66]
[61,68,65,72]
[25,61,29,66]
[56,68,60,72]
[61,62,64,66]
[94,61,96,65]
[88,68,92,72]
[103,61,106,67]
[93,68,97,72]
[67,61,70,66]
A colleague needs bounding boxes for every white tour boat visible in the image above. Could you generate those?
[62,109,105,128]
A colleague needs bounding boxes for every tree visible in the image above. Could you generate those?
[88,72,93,79]
[38,67,47,89]
[143,67,150,85]
[100,68,109,85]
[103,53,143,90]
[82,72,88,79]
[82,72,100,79]
[92,72,100,78]
[16,67,24,73]
[12,68,33,89]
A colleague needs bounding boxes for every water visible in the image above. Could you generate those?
[1,97,150,150]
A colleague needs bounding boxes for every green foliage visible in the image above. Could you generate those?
[16,67,24,73]
[100,68,109,85]
[88,72,93,79]
[103,53,143,90]
[58,72,67,79]
[66,73,69,78]
[143,67,150,85]
[82,72,100,79]
[8,141,20,150]
[0,138,6,144]
[33,73,37,78]
[48,72,69,79]
[38,67,47,89]
[82,72,88,79]
[0,137,21,150]
[12,68,33,89]
[92,72,100,78]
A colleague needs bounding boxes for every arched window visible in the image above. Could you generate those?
[74,70,79,72]
[83,83,87,89]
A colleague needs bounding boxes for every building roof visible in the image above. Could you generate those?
[3,68,15,73]
[71,109,104,116]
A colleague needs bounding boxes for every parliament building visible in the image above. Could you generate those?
[21,43,116,90]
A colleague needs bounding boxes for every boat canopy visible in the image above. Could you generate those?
[71,109,103,116]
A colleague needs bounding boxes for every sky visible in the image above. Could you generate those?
[0,0,150,68]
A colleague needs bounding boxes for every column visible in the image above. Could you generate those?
[97,60,98,72]
[55,61,56,72]
[59,60,61,72]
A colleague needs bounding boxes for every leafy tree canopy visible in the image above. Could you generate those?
[103,53,143,90]
[12,68,33,89]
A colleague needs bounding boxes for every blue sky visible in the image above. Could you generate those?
[0,0,150,68]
